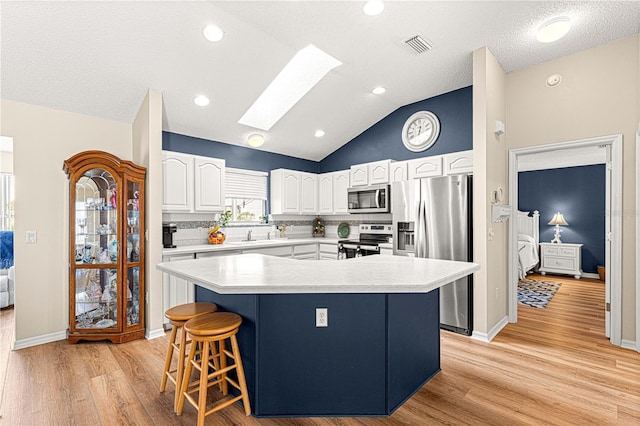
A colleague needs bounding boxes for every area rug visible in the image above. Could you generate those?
[518,278,562,309]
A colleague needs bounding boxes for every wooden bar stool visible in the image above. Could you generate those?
[160,302,218,412]
[177,312,251,424]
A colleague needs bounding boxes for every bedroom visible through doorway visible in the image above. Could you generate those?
[508,134,622,346]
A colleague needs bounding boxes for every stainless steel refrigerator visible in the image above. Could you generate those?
[392,175,473,335]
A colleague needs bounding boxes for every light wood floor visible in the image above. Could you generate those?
[0,275,639,425]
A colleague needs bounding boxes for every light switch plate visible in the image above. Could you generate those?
[25,230,37,243]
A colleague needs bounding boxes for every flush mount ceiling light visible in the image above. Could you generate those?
[193,95,210,106]
[372,86,386,95]
[536,16,571,43]
[248,134,265,148]
[363,1,385,16]
[238,44,342,131]
[203,24,224,42]
[315,129,326,138]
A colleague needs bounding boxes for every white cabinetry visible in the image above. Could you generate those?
[271,169,301,214]
[390,162,408,182]
[318,171,350,215]
[318,243,338,260]
[318,173,334,214]
[333,171,350,213]
[243,246,292,257]
[300,172,318,214]
[444,150,473,175]
[162,253,196,326]
[194,156,225,211]
[350,160,391,186]
[293,244,318,260]
[162,151,225,213]
[162,151,193,212]
[539,243,583,279]
[408,156,442,179]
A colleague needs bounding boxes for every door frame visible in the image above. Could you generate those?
[508,134,622,346]
[636,123,640,353]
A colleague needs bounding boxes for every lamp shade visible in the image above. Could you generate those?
[548,212,568,226]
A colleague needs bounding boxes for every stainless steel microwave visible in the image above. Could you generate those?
[347,184,390,213]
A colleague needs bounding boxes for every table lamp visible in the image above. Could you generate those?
[548,212,568,244]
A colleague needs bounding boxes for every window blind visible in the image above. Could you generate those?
[225,167,268,200]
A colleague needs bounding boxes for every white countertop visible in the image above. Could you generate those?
[156,253,479,294]
[162,237,340,256]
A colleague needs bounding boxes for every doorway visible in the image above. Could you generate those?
[508,134,622,346]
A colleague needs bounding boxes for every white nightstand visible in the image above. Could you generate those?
[538,242,583,279]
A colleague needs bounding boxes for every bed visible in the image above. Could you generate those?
[517,210,540,279]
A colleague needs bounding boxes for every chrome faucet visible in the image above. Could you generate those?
[247,230,253,241]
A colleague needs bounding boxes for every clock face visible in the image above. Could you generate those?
[401,111,440,152]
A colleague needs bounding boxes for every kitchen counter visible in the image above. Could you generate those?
[162,237,339,256]
[157,253,478,417]
[156,253,478,294]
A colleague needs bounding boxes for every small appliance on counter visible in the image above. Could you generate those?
[162,223,177,248]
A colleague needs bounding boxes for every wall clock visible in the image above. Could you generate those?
[401,111,440,152]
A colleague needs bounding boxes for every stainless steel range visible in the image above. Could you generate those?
[338,224,392,259]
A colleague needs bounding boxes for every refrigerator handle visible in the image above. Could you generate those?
[416,199,427,258]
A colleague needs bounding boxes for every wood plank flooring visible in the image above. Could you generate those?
[1,274,639,425]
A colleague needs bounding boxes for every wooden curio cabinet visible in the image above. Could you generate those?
[64,151,146,344]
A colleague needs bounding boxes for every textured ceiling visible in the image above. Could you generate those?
[2,1,639,161]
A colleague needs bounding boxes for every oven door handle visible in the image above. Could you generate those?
[341,243,360,250]
[359,244,380,251]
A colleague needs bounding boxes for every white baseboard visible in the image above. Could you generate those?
[146,328,166,340]
[471,315,508,342]
[13,330,67,350]
[620,339,639,352]
[582,272,600,279]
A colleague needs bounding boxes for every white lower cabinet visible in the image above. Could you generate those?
[292,244,318,260]
[319,243,338,260]
[162,253,196,327]
[243,246,292,257]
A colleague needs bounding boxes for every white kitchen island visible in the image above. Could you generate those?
[157,254,479,418]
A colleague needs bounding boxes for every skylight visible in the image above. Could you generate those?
[238,44,342,131]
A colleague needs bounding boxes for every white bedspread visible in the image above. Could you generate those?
[518,234,539,278]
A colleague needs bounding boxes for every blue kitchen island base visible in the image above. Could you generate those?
[195,286,441,417]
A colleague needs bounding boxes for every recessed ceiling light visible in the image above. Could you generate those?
[248,134,265,148]
[372,86,386,95]
[193,95,210,106]
[536,17,571,43]
[238,44,342,131]
[203,24,224,42]
[363,1,385,16]
[315,129,326,138]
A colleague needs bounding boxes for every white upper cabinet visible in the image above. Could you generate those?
[444,150,473,175]
[162,151,226,213]
[271,169,302,214]
[350,160,390,186]
[332,171,350,214]
[389,162,408,182]
[194,156,225,212]
[350,164,369,186]
[318,173,334,214]
[408,156,443,179]
[300,172,318,214]
[162,151,193,212]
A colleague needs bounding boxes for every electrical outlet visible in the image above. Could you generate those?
[316,308,328,327]
[25,230,37,244]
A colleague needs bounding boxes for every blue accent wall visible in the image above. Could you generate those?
[318,86,472,173]
[518,165,606,274]
[162,132,319,173]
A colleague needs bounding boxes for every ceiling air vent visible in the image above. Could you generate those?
[404,35,432,54]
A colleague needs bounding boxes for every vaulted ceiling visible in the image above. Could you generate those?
[2,1,639,160]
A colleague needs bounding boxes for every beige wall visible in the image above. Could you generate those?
[473,47,509,337]
[132,90,164,337]
[1,100,132,344]
[506,35,639,341]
